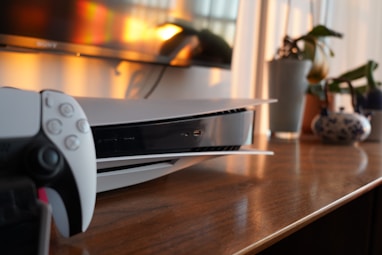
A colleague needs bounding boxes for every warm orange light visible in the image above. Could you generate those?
[156,24,183,41]
[169,46,191,65]
[73,0,113,44]
[122,17,149,42]
[169,35,199,65]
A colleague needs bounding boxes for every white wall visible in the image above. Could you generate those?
[147,66,232,99]
[0,50,234,99]
[0,51,124,98]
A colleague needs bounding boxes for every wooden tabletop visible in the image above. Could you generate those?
[49,136,382,254]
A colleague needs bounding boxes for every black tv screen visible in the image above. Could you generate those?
[0,0,236,68]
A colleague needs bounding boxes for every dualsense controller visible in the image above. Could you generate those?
[0,87,97,237]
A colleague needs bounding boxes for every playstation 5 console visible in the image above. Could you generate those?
[76,97,275,193]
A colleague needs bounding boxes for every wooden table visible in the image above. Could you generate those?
[49,135,382,254]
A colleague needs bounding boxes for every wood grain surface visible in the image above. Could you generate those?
[49,136,382,254]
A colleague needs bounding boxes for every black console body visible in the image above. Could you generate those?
[93,109,251,158]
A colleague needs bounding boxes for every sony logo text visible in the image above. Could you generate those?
[36,41,57,48]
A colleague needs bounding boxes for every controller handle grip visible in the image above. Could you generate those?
[44,162,87,237]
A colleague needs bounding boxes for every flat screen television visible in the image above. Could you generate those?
[0,0,237,68]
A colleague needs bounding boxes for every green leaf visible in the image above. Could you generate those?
[327,60,379,91]
[339,61,378,81]
[307,25,343,38]
[365,60,379,89]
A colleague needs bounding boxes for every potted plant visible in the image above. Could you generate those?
[268,24,343,137]
[324,60,382,141]
[275,25,343,83]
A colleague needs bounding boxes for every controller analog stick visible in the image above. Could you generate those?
[41,147,60,168]
[28,145,63,182]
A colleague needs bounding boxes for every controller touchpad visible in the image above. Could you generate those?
[0,88,41,138]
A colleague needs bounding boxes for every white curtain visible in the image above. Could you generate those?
[327,0,382,81]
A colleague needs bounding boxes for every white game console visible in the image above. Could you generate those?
[76,97,275,193]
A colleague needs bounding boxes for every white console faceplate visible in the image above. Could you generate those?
[76,97,276,126]
[97,148,273,193]
[0,88,40,138]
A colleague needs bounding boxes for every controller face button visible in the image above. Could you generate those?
[59,103,75,118]
[46,119,63,135]
[77,119,90,134]
[46,119,62,135]
[65,135,80,151]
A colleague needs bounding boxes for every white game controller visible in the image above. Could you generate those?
[0,87,97,237]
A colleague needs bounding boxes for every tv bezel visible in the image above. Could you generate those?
[0,33,193,67]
